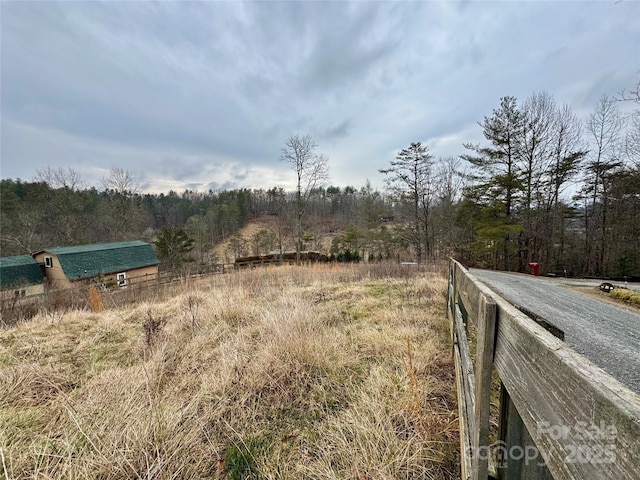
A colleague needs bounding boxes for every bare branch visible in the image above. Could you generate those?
[281,134,330,260]
[616,79,640,103]
[101,167,140,196]
[35,166,84,191]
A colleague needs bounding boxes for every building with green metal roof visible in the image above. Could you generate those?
[0,255,45,298]
[33,240,159,289]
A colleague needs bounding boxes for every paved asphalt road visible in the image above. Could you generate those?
[469,268,640,394]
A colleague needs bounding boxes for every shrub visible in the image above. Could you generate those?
[336,249,361,263]
[89,286,103,312]
[610,288,640,307]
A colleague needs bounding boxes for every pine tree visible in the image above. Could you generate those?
[380,142,435,263]
[461,96,525,270]
[153,227,195,271]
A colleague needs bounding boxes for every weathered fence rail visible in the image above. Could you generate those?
[0,257,323,325]
[448,258,640,480]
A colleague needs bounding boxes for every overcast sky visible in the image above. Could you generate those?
[1,1,638,193]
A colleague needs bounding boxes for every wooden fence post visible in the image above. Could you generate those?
[449,258,640,480]
[497,385,554,480]
[472,293,497,480]
[496,320,562,480]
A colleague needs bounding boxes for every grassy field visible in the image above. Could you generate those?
[0,263,459,479]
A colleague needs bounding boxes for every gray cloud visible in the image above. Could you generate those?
[1,1,638,193]
[321,120,352,143]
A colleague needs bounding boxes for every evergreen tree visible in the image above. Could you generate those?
[153,227,194,271]
[380,142,435,263]
[461,96,525,270]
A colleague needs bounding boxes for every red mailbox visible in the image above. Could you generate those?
[528,262,540,276]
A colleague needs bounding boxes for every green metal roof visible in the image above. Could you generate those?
[40,241,159,281]
[0,255,44,289]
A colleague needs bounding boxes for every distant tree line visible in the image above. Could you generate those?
[1,84,638,277]
[0,168,253,267]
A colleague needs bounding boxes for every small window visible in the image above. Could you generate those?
[117,272,127,287]
[44,256,53,268]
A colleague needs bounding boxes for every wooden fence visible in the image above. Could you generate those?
[0,257,325,326]
[448,258,640,480]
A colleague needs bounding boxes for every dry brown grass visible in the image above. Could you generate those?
[609,287,640,308]
[570,285,640,312]
[0,263,459,479]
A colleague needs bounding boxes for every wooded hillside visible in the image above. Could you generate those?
[2,89,638,278]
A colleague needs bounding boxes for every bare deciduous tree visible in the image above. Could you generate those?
[35,166,84,191]
[263,187,291,258]
[537,103,587,272]
[616,79,640,168]
[101,167,144,241]
[432,156,466,257]
[545,104,587,209]
[101,167,140,196]
[625,110,640,167]
[281,134,329,263]
[34,167,90,244]
[583,94,625,274]
[520,91,556,215]
[616,79,640,104]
